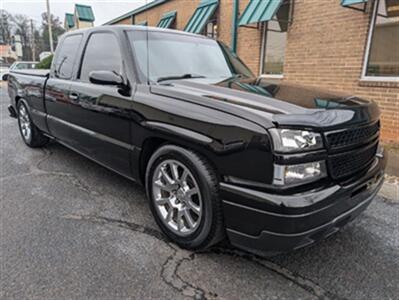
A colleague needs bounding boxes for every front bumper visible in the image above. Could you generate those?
[220,151,386,256]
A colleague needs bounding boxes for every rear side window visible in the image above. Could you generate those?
[79,33,122,82]
[53,34,83,79]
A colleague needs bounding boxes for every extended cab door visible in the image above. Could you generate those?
[45,33,84,141]
[65,31,134,178]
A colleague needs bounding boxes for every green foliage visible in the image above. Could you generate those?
[41,12,65,51]
[35,54,53,69]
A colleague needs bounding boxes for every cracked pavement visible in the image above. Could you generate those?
[0,83,398,299]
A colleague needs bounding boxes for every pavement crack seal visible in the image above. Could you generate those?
[0,148,102,197]
[36,148,100,196]
[161,250,217,300]
[62,214,167,242]
[210,247,346,300]
[4,146,214,299]
[62,214,217,300]
[32,148,340,300]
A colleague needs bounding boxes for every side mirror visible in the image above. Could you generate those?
[2,74,8,81]
[89,70,123,86]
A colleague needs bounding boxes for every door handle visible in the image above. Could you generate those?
[69,93,79,101]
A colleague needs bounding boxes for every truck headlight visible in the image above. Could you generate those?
[273,161,327,186]
[270,129,323,153]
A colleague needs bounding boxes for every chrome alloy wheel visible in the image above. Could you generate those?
[19,105,31,142]
[152,159,203,236]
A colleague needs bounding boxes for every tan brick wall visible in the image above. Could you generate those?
[76,20,94,29]
[283,0,398,142]
[114,0,231,42]
[114,16,132,25]
[236,0,263,75]
[110,0,398,143]
[217,0,232,47]
[134,0,201,28]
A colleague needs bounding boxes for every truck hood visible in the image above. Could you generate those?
[150,77,380,130]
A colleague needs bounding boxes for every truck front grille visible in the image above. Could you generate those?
[327,142,378,180]
[325,122,380,149]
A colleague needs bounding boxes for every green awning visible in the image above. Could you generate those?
[185,0,219,33]
[341,0,368,6]
[75,4,95,22]
[65,13,75,28]
[157,10,177,28]
[239,0,283,26]
[136,20,148,26]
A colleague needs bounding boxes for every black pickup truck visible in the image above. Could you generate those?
[7,26,386,256]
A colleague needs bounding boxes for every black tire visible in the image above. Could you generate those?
[17,101,49,148]
[146,144,225,250]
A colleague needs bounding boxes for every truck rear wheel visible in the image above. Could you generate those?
[145,145,224,250]
[17,101,49,148]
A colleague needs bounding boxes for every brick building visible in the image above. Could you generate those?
[105,0,399,143]
[0,44,18,63]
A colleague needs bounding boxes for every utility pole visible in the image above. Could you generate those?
[46,0,54,53]
[30,19,36,61]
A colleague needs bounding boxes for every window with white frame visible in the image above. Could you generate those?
[203,13,218,39]
[205,21,218,39]
[363,0,399,79]
[261,0,291,77]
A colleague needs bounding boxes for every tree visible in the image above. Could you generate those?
[33,28,44,60]
[1,10,65,61]
[11,14,31,60]
[36,54,52,69]
[0,10,12,45]
[41,12,65,52]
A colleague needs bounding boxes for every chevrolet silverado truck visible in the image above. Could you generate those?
[7,26,386,256]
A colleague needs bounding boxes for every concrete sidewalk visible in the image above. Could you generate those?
[381,146,399,202]
[386,146,399,177]
[380,175,399,202]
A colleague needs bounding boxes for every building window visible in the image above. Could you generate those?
[261,0,291,77]
[363,0,399,79]
[204,15,218,39]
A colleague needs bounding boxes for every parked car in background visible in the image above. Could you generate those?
[10,61,38,70]
[2,61,38,80]
[6,26,386,256]
[0,65,11,81]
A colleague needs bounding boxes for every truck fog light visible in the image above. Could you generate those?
[273,161,327,186]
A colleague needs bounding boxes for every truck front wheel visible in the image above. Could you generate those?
[17,101,49,148]
[145,145,224,250]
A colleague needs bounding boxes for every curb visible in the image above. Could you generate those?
[379,181,398,202]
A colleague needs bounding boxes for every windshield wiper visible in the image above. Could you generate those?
[157,73,206,83]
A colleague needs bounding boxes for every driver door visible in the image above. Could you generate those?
[66,31,134,177]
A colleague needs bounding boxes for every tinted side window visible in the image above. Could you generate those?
[53,34,83,79]
[80,33,122,82]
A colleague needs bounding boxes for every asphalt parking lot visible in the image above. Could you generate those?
[1,82,398,300]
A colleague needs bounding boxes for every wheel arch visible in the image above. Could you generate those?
[15,97,29,112]
[138,128,220,186]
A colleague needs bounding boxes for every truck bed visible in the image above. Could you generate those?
[11,69,49,77]
[7,69,50,132]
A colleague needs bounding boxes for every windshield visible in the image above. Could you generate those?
[127,30,254,83]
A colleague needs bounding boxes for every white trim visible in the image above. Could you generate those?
[259,23,266,76]
[260,74,284,79]
[259,22,286,78]
[361,0,399,81]
[361,0,378,78]
[360,76,399,82]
